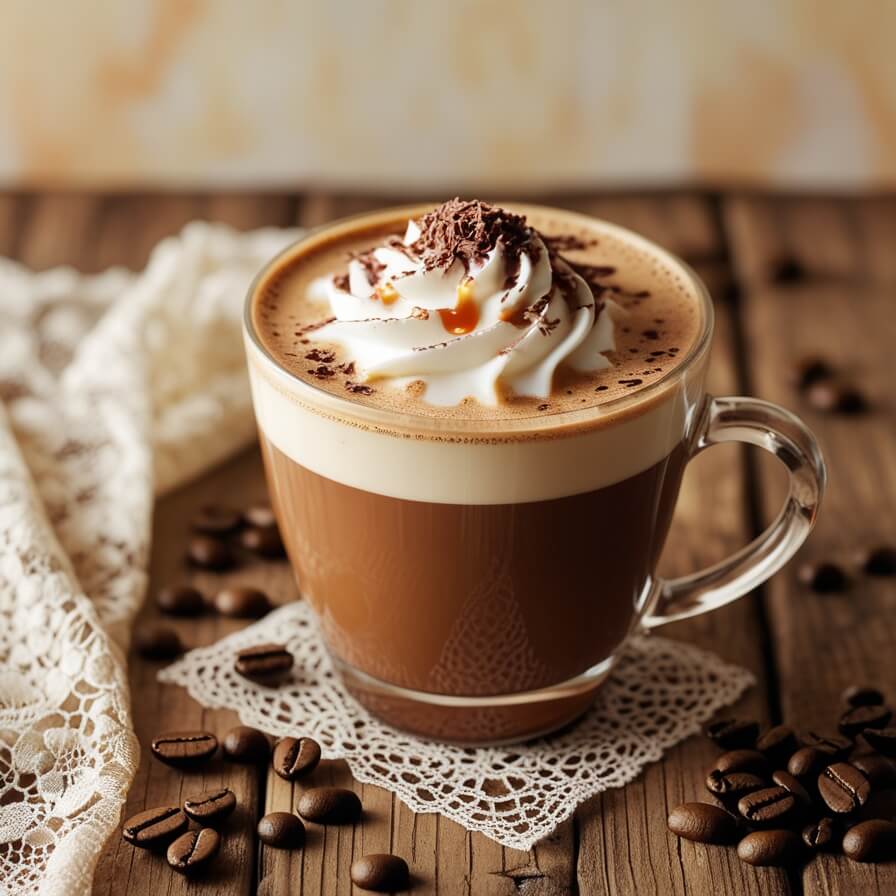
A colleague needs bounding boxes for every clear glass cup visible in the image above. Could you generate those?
[243,205,825,744]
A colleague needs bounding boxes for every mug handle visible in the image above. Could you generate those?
[642,396,826,628]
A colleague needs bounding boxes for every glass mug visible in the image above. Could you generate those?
[243,206,825,744]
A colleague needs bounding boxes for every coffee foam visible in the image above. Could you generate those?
[252,205,705,422]
[245,205,711,503]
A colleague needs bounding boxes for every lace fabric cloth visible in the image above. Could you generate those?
[161,602,754,850]
[0,223,297,896]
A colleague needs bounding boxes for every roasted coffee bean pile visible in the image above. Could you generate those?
[668,685,896,867]
[797,543,896,595]
[188,502,286,571]
[123,725,410,888]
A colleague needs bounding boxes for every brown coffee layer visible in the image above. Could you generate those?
[253,204,705,422]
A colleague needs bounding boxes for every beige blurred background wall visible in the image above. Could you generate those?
[1,0,893,191]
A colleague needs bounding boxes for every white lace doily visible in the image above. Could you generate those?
[161,602,754,850]
[0,223,298,896]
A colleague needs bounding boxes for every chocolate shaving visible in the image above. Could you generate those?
[348,249,386,286]
[542,234,596,253]
[333,273,349,291]
[337,361,356,375]
[308,365,335,379]
[345,382,374,395]
[305,349,335,363]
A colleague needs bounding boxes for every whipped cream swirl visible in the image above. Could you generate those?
[310,200,621,406]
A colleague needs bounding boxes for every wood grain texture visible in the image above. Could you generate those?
[8,190,890,894]
[724,195,896,896]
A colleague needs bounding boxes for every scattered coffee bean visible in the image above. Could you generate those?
[797,561,848,593]
[297,787,362,825]
[235,643,294,685]
[133,622,182,660]
[183,788,236,825]
[714,749,769,776]
[805,380,868,415]
[839,704,892,738]
[188,535,235,571]
[243,504,278,530]
[122,806,188,848]
[843,685,885,707]
[191,505,242,535]
[151,731,218,766]
[771,770,813,809]
[863,727,896,757]
[214,586,271,618]
[155,584,205,617]
[706,771,765,801]
[788,747,825,780]
[167,827,220,874]
[799,731,852,759]
[240,525,285,558]
[818,762,871,814]
[755,725,797,764]
[222,725,270,764]
[351,853,410,892]
[842,819,896,863]
[257,811,305,849]
[851,754,896,789]
[768,254,805,285]
[273,736,321,780]
[861,545,896,577]
[702,718,759,750]
[737,829,802,867]
[738,786,796,826]
[802,817,835,851]
[790,357,834,391]
[667,803,740,844]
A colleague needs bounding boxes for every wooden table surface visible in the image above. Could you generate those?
[2,191,893,895]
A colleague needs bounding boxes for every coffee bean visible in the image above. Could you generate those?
[183,788,236,825]
[133,622,183,660]
[790,357,834,391]
[755,725,797,764]
[705,771,765,801]
[235,643,294,685]
[737,786,796,826]
[805,380,869,415]
[788,747,824,780]
[188,535,234,571]
[350,854,410,892]
[799,731,852,759]
[714,749,769,776]
[191,505,242,535]
[151,730,218,766]
[854,789,896,823]
[257,811,305,849]
[861,546,896,577]
[122,806,188,848]
[802,817,835,850]
[850,754,896,789]
[835,385,869,415]
[155,584,205,617]
[667,803,740,844]
[167,827,220,874]
[702,718,759,750]
[771,770,813,809]
[297,787,362,825]
[214,586,270,618]
[797,561,848,593]
[843,685,886,707]
[222,725,270,763]
[842,819,896,863]
[839,704,892,738]
[768,254,805,285]
[863,727,896,757]
[818,762,871,814]
[243,504,278,530]
[273,736,321,780]
[737,829,802,866]
[240,525,285,558]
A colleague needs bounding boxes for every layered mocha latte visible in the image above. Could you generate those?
[245,199,710,742]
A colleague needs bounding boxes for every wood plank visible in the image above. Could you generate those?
[563,196,789,896]
[88,194,294,896]
[724,195,896,896]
